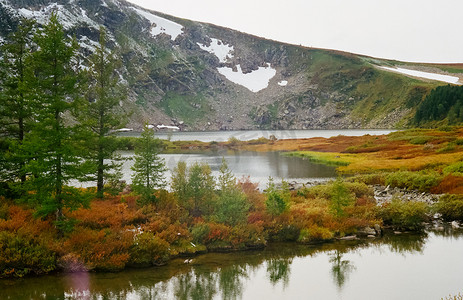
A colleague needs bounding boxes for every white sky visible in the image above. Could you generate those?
[125,0,463,63]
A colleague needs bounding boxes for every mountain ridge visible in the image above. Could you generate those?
[1,0,462,131]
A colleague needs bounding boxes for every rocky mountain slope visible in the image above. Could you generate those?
[1,0,462,131]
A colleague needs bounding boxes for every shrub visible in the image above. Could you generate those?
[385,171,442,192]
[378,197,429,231]
[265,179,290,216]
[329,179,355,218]
[0,231,56,277]
[213,189,249,226]
[410,136,434,145]
[298,226,334,243]
[431,175,463,194]
[191,223,210,244]
[269,224,300,242]
[129,232,170,267]
[434,194,463,221]
[349,173,386,186]
[65,228,132,271]
[69,200,146,229]
[437,142,456,153]
[443,161,463,176]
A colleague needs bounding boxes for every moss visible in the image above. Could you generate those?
[158,92,211,125]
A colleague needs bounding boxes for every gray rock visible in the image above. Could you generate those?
[374,224,382,235]
[340,235,357,240]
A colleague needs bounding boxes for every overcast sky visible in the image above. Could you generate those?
[125,0,463,63]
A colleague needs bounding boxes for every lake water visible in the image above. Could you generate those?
[99,129,395,188]
[118,129,395,142]
[2,229,462,299]
[114,150,337,189]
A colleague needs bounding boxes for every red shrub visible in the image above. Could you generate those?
[431,175,463,194]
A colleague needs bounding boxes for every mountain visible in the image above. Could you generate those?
[1,0,462,131]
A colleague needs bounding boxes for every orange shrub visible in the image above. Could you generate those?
[0,205,56,239]
[156,223,190,244]
[239,177,265,211]
[431,174,463,194]
[69,200,146,229]
[64,227,132,271]
[205,222,231,243]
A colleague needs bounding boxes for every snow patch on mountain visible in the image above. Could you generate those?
[17,3,100,30]
[79,36,100,53]
[278,80,288,86]
[197,38,234,63]
[131,7,183,41]
[379,66,460,84]
[218,63,277,92]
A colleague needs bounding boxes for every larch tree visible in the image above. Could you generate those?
[213,158,249,226]
[131,124,166,205]
[22,13,89,226]
[81,26,127,198]
[0,18,36,187]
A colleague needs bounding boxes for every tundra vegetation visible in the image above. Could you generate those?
[1,16,463,279]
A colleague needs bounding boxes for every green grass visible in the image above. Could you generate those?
[284,151,350,167]
[158,92,211,125]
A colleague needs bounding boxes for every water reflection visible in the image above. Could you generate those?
[218,265,247,300]
[3,230,463,300]
[329,250,355,290]
[379,232,428,255]
[266,258,292,287]
[174,271,217,300]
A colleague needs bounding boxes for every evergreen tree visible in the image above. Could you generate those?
[213,158,249,226]
[81,26,127,198]
[22,13,89,225]
[187,162,215,217]
[172,161,188,201]
[171,161,215,217]
[265,177,290,216]
[329,178,354,218]
[0,18,36,185]
[131,125,166,204]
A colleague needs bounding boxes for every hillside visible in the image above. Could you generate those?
[1,0,462,130]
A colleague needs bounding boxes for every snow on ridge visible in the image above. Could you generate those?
[157,124,180,130]
[278,80,288,86]
[130,7,183,41]
[379,66,460,84]
[197,38,234,63]
[17,3,100,30]
[218,63,277,93]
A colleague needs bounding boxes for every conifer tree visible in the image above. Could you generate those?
[81,26,127,198]
[213,158,249,226]
[0,18,36,185]
[265,177,290,216]
[22,13,89,225]
[131,124,166,204]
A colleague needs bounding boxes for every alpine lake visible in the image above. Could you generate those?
[2,130,462,300]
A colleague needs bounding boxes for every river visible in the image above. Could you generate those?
[2,229,462,299]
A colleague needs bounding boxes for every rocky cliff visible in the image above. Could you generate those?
[0,0,456,130]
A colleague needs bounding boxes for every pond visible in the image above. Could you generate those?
[116,150,337,189]
[2,228,462,299]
